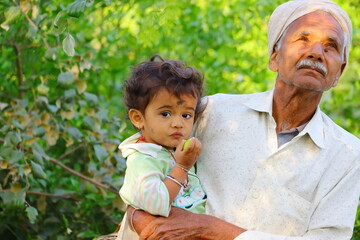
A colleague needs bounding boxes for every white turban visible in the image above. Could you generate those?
[268,0,352,62]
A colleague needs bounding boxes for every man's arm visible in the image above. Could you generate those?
[129,206,246,240]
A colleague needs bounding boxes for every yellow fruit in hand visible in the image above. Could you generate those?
[182,139,192,150]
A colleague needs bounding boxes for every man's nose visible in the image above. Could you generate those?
[307,42,324,61]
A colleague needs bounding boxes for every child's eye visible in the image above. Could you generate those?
[182,113,192,119]
[161,112,171,117]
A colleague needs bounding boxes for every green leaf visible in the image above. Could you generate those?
[32,142,46,157]
[93,145,108,162]
[53,10,67,35]
[97,108,109,121]
[1,6,21,30]
[85,0,94,7]
[9,150,24,164]
[79,100,86,106]
[67,0,86,18]
[113,153,126,170]
[67,127,83,139]
[54,10,66,27]
[31,161,47,179]
[33,150,44,165]
[32,143,48,164]
[0,125,10,133]
[0,102,9,111]
[34,127,46,137]
[0,189,25,208]
[0,147,11,159]
[47,104,59,113]
[77,230,98,238]
[84,92,98,106]
[37,84,49,95]
[82,116,95,130]
[11,119,24,130]
[64,89,76,100]
[63,33,75,56]
[57,72,74,87]
[4,131,22,146]
[21,133,33,140]
[45,47,59,60]
[0,147,23,164]
[26,206,38,224]
[35,96,49,110]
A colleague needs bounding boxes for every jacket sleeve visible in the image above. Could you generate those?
[120,152,171,217]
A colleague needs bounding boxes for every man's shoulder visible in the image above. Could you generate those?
[320,112,360,149]
[205,91,268,105]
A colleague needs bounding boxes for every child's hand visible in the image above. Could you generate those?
[174,137,202,170]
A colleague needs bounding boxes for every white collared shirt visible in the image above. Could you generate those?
[194,90,360,240]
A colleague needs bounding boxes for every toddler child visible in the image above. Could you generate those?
[116,55,207,239]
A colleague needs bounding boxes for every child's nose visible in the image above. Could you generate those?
[171,117,183,128]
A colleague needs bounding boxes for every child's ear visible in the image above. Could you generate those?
[128,109,144,130]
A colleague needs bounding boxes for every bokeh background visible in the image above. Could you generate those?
[0,0,359,239]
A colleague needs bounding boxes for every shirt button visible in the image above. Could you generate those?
[252,191,260,199]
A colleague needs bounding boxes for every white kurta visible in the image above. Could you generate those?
[194,90,360,240]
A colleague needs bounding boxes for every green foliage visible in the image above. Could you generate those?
[0,0,359,239]
[0,0,126,238]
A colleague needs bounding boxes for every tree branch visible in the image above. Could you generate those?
[48,157,118,195]
[56,143,86,161]
[0,139,119,195]
[27,190,75,199]
[13,44,24,99]
[0,189,75,199]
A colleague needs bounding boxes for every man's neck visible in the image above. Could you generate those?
[272,85,322,133]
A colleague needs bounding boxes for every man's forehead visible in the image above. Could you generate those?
[287,11,345,42]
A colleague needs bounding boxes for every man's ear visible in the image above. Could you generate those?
[332,61,347,87]
[128,109,144,130]
[340,61,347,75]
[269,46,279,72]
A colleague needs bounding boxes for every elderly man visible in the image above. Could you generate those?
[121,0,360,239]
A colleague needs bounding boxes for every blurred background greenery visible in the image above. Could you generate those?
[0,0,359,239]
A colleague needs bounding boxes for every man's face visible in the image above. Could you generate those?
[269,11,346,92]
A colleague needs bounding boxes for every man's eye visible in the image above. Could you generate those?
[328,43,338,49]
[161,112,171,117]
[182,114,192,119]
[324,43,338,53]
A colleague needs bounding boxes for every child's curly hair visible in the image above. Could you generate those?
[123,54,206,121]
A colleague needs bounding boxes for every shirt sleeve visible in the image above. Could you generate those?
[235,161,360,240]
[119,151,171,217]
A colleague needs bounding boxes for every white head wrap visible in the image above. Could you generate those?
[268,0,352,62]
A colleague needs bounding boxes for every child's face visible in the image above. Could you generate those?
[139,88,197,150]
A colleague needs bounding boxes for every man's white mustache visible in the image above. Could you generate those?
[296,60,328,76]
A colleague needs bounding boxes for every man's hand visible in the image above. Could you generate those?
[130,207,246,240]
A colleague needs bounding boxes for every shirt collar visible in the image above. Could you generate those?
[243,89,325,149]
[298,107,325,149]
[119,132,163,158]
[243,90,274,114]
